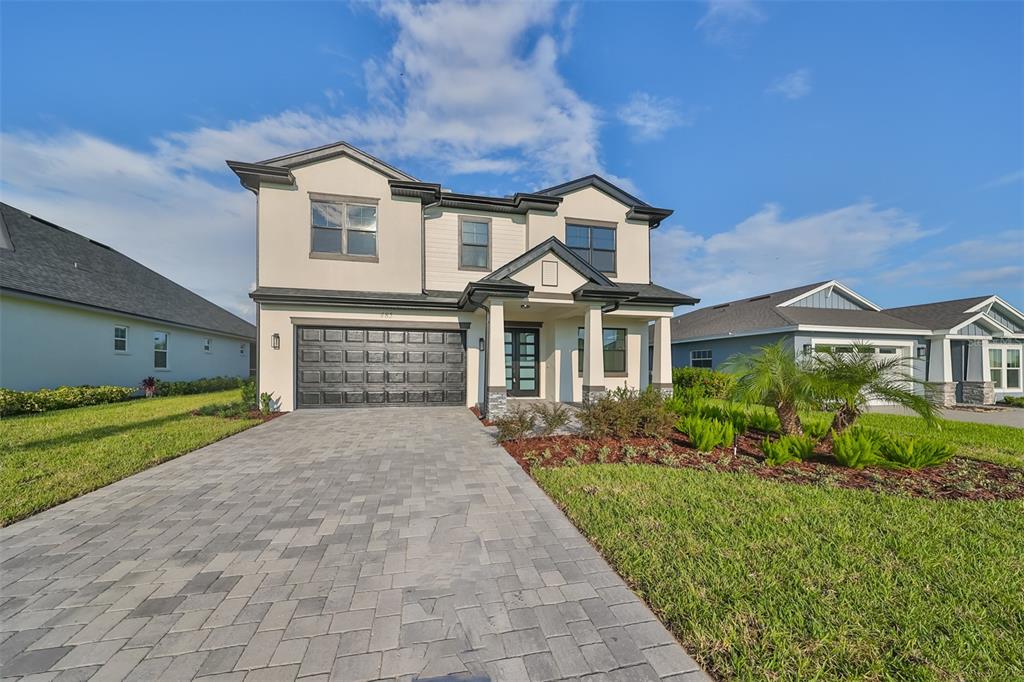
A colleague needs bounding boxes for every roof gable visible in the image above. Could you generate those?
[483,237,614,287]
[778,280,880,311]
[536,175,673,227]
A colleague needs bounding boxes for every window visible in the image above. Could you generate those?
[577,327,627,374]
[690,350,712,368]
[311,199,378,257]
[113,326,128,353]
[991,346,1021,389]
[459,218,490,269]
[989,348,1003,387]
[203,338,212,353]
[240,343,246,355]
[153,331,168,369]
[1007,349,1021,389]
[566,224,616,273]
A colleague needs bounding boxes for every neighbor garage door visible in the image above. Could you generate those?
[296,327,466,407]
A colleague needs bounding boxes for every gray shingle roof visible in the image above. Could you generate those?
[883,297,991,330]
[670,282,928,341]
[0,203,255,339]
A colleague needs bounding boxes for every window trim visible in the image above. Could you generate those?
[458,215,492,272]
[113,325,129,354]
[565,220,617,275]
[577,327,628,377]
[990,345,1022,390]
[690,349,713,368]
[308,193,380,262]
[153,331,169,371]
[203,337,212,354]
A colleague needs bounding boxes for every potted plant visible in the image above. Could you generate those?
[141,376,157,398]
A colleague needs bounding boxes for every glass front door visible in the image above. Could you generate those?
[504,328,539,397]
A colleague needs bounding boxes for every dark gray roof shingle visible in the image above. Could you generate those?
[0,203,255,339]
[883,297,991,330]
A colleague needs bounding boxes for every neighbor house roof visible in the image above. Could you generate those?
[883,297,992,331]
[670,281,927,342]
[0,203,256,339]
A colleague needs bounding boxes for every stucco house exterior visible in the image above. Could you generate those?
[228,141,697,415]
[670,280,1024,406]
[0,203,255,391]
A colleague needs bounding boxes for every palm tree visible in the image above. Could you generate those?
[723,340,817,436]
[810,344,938,444]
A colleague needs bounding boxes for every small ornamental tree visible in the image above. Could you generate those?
[722,340,817,436]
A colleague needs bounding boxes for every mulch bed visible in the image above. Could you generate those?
[501,432,1024,502]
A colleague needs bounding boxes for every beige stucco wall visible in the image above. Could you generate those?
[257,155,423,293]
[527,187,651,284]
[258,304,484,411]
[515,254,589,295]
[424,210,526,291]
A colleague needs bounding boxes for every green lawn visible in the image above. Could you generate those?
[0,390,259,526]
[536,465,1024,681]
[859,413,1024,468]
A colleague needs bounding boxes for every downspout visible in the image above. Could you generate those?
[421,197,442,295]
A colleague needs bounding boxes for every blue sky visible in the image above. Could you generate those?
[2,0,1021,320]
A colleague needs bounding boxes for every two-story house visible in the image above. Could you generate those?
[228,141,697,415]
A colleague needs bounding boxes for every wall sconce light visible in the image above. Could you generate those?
[916,345,927,359]
[478,338,485,352]
[520,303,530,309]
[271,333,280,350]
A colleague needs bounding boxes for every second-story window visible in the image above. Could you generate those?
[566,224,616,273]
[311,199,378,257]
[459,218,490,270]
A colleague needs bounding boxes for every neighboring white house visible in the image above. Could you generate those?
[227,140,697,414]
[0,203,255,391]
[670,280,1024,406]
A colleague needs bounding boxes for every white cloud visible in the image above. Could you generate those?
[979,169,1023,190]
[651,201,930,306]
[767,68,812,100]
[695,0,765,46]
[617,93,694,141]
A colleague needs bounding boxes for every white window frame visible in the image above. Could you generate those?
[309,195,379,259]
[203,337,212,353]
[153,331,169,370]
[240,343,246,355]
[990,344,1022,391]
[114,325,129,354]
[690,349,712,368]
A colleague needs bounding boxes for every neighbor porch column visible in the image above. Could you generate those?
[485,299,507,417]
[651,316,673,397]
[927,337,955,407]
[582,304,605,403]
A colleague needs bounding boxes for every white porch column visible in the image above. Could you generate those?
[485,299,507,417]
[582,303,605,403]
[652,316,673,397]
[927,337,955,407]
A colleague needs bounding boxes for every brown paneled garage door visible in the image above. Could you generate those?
[296,327,466,407]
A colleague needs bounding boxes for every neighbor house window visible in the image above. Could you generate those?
[113,326,128,353]
[566,224,616,273]
[577,327,627,374]
[991,346,1021,389]
[1007,349,1021,389]
[153,331,168,369]
[203,338,212,353]
[691,350,712,368]
[240,343,246,355]
[311,198,378,257]
[459,218,490,270]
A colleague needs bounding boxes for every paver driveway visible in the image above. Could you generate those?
[0,408,707,682]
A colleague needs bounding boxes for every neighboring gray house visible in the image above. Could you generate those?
[670,280,1024,406]
[0,203,256,391]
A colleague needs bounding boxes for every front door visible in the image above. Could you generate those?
[505,328,539,397]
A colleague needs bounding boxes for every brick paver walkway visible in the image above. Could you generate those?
[0,408,707,681]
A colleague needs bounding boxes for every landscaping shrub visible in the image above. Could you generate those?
[832,429,884,469]
[678,415,734,453]
[493,407,537,442]
[762,434,817,465]
[577,387,675,439]
[748,409,782,434]
[531,402,572,436]
[241,378,257,409]
[154,376,244,396]
[194,401,250,418]
[0,385,135,417]
[1000,396,1024,408]
[672,367,736,400]
[879,435,955,469]
[801,413,831,440]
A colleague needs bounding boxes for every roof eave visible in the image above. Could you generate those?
[625,206,673,229]
[226,161,296,193]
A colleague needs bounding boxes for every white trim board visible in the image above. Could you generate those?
[776,280,882,311]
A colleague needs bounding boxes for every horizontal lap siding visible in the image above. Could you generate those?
[424,212,525,291]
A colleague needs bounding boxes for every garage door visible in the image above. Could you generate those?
[296,327,466,407]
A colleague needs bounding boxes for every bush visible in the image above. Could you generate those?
[832,430,885,469]
[672,367,736,400]
[678,415,734,453]
[531,402,572,436]
[241,378,257,409]
[801,414,831,440]
[493,407,537,442]
[154,376,244,396]
[578,387,675,439]
[194,401,250,418]
[0,385,135,417]
[761,434,816,465]
[748,409,782,434]
[999,395,1024,408]
[879,435,955,469]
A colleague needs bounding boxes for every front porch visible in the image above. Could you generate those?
[926,336,996,406]
[482,297,674,417]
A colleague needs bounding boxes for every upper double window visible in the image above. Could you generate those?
[459,218,490,270]
[566,224,616,273]
[311,198,378,258]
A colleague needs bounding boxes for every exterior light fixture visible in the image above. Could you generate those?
[520,303,530,309]
[271,333,280,350]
